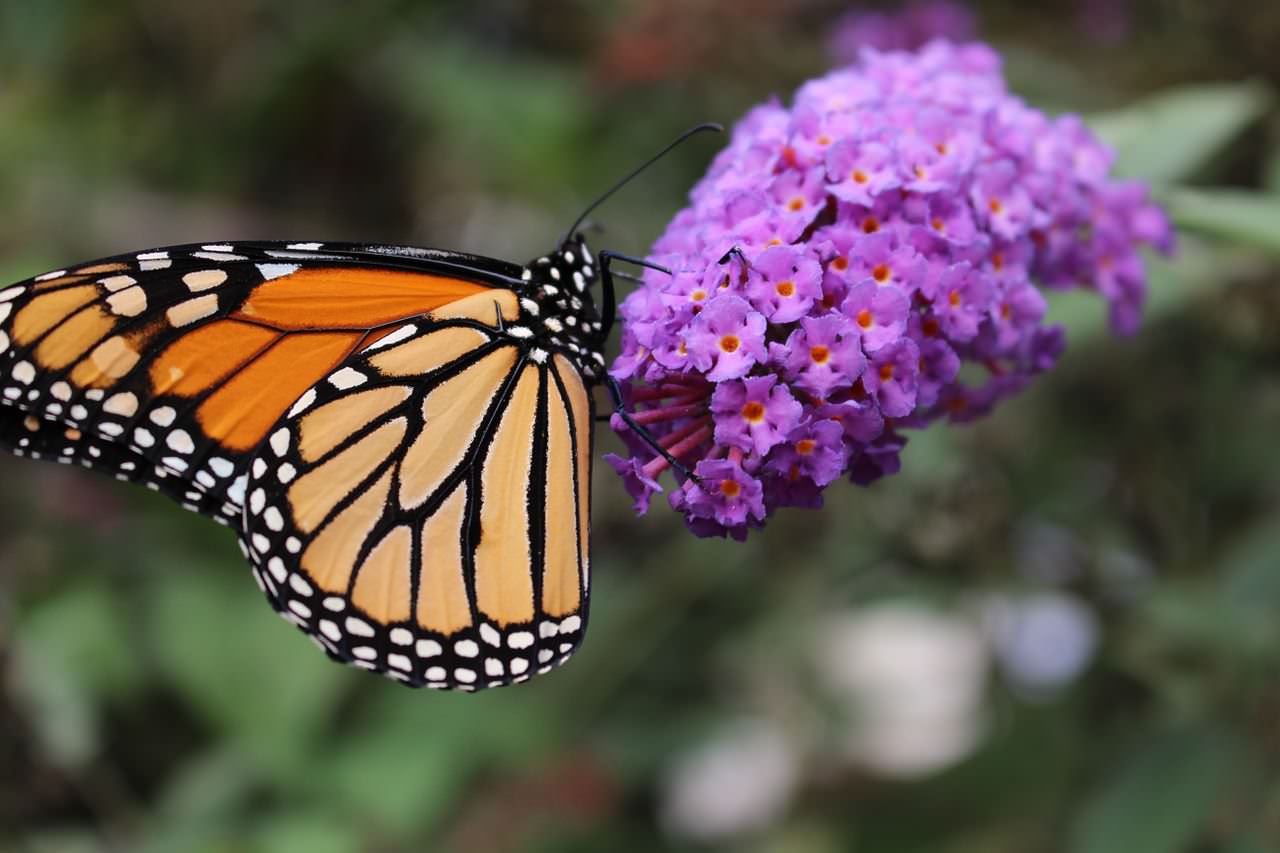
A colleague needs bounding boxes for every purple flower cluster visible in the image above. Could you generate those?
[828,1,978,64]
[606,41,1173,540]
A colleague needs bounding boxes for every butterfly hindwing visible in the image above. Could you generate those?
[239,321,594,690]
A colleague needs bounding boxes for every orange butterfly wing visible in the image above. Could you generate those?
[0,242,522,522]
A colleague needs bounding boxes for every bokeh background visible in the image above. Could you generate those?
[3,1,1280,851]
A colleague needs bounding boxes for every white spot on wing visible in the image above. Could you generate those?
[288,388,317,417]
[361,324,417,353]
[183,269,227,292]
[192,251,247,262]
[328,367,366,390]
[257,263,300,281]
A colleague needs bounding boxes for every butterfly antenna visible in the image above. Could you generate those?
[560,122,723,246]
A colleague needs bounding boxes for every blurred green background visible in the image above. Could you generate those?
[4,1,1280,851]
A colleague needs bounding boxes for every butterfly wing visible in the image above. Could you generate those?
[239,322,594,690]
[0,242,525,523]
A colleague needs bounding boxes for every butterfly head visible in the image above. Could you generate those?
[519,233,606,379]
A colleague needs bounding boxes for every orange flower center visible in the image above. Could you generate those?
[856,310,874,330]
[832,255,849,272]
[988,197,1003,214]
[991,252,1004,271]
[719,335,741,354]
[852,169,869,184]
[1000,302,1011,320]
[690,289,707,302]
[879,363,894,381]
[741,401,766,423]
[720,479,742,498]
[948,290,961,307]
[935,142,949,155]
[677,340,688,356]
[775,280,795,297]
[810,345,830,364]
[914,165,927,179]
[787,196,805,212]
[872,264,890,283]
[766,237,783,247]
[931,217,946,232]
[862,216,880,234]
[816,134,832,146]
[795,439,816,455]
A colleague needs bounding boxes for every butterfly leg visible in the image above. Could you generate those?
[605,374,698,482]
[597,251,672,342]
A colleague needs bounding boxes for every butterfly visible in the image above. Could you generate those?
[0,126,719,691]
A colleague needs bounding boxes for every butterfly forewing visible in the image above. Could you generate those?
[239,322,594,690]
[0,243,523,523]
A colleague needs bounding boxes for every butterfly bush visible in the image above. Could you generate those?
[606,41,1173,540]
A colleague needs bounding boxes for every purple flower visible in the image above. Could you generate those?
[604,453,663,515]
[819,397,885,444]
[682,459,766,530]
[970,161,1036,242]
[915,337,962,408]
[710,375,803,457]
[920,262,992,342]
[863,338,920,417]
[766,419,849,487]
[826,138,900,206]
[607,39,1173,539]
[745,245,823,323]
[772,315,866,399]
[836,231,928,295]
[685,295,768,381]
[841,280,909,352]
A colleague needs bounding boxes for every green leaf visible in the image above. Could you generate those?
[143,568,348,780]
[1069,727,1242,853]
[1088,82,1272,183]
[9,581,144,768]
[1161,187,1280,254]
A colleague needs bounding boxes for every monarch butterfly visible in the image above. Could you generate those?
[0,125,719,691]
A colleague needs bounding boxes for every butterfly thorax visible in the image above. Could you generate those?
[515,235,605,382]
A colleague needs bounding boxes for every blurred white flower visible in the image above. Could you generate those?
[660,718,799,843]
[814,602,989,778]
[982,591,1099,697]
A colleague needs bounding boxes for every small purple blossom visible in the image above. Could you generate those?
[684,295,768,381]
[863,338,921,418]
[746,245,823,323]
[680,459,767,531]
[608,40,1173,539]
[766,419,849,487]
[772,315,866,399]
[842,280,909,352]
[710,375,803,457]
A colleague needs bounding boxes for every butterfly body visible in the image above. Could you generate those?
[1,237,604,690]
